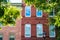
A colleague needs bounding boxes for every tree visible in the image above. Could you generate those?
[25,0,60,40]
[0,0,21,26]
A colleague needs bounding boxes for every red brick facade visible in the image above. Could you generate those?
[21,3,56,40]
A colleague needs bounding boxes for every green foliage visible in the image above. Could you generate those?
[0,6,4,18]
[25,0,57,12]
[56,27,60,40]
[0,2,20,26]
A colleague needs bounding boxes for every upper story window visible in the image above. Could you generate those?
[9,34,15,40]
[25,6,31,17]
[9,0,22,3]
[49,24,55,37]
[36,24,43,37]
[0,34,3,40]
[49,9,55,17]
[25,24,31,37]
[36,10,43,17]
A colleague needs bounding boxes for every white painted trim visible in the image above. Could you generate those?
[25,24,31,37]
[25,6,31,17]
[36,9,43,17]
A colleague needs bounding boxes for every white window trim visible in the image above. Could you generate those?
[49,25,56,37]
[49,9,55,17]
[25,24,31,37]
[36,24,43,37]
[36,9,43,17]
[25,6,31,17]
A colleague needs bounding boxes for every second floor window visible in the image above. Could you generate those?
[49,9,55,17]
[36,10,43,17]
[25,24,31,37]
[36,24,43,37]
[25,6,31,17]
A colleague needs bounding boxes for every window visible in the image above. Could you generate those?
[49,25,55,37]
[0,34,3,40]
[9,34,15,40]
[0,22,3,27]
[25,6,31,17]
[0,23,3,30]
[25,24,31,37]
[36,24,43,37]
[49,9,55,17]
[36,10,43,17]
[7,0,22,11]
[9,0,22,3]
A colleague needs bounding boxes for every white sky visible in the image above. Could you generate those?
[9,0,22,3]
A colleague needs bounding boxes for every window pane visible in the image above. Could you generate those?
[0,37,2,40]
[49,9,54,17]
[0,34,3,40]
[25,6,31,17]
[49,11,53,16]
[25,24,31,37]
[36,24,43,37]
[10,38,14,40]
[36,10,42,17]
[9,34,15,40]
[0,22,3,27]
[49,25,55,37]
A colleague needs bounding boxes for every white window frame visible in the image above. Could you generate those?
[49,9,55,17]
[25,6,31,17]
[36,9,43,17]
[25,24,31,37]
[49,25,56,37]
[36,24,43,37]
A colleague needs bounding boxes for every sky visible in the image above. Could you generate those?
[9,0,22,3]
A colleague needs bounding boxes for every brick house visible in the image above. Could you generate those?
[21,1,56,40]
[0,0,56,40]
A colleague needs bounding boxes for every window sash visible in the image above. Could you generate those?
[36,10,42,17]
[0,34,3,40]
[10,38,14,40]
[49,25,55,37]
[25,6,31,17]
[25,24,31,37]
[0,37,2,40]
[36,24,43,37]
[49,9,55,17]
